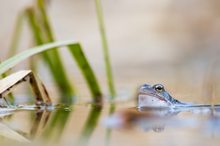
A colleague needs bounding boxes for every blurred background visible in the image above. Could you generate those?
[1,0,220,103]
[1,1,220,146]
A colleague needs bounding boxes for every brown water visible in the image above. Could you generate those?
[0,100,220,146]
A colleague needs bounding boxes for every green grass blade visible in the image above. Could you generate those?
[0,40,78,75]
[25,8,44,45]
[37,0,55,42]
[68,44,102,102]
[94,0,116,98]
[3,12,25,104]
[7,12,24,57]
[25,7,75,103]
[36,0,103,102]
[35,0,67,73]
[25,7,56,73]
[0,41,103,104]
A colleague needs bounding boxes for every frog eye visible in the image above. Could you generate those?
[153,84,164,92]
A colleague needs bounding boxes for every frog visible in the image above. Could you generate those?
[138,84,192,108]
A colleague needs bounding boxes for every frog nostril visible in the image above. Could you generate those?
[139,84,151,92]
[142,84,150,87]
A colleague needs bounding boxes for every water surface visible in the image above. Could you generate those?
[0,100,220,146]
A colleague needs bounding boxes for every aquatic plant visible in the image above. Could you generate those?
[95,0,116,98]
[25,1,75,103]
[1,0,116,104]
[0,40,102,103]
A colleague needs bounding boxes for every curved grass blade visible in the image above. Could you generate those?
[0,40,78,75]
[0,40,103,103]
[68,44,102,102]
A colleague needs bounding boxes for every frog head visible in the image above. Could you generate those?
[138,84,181,108]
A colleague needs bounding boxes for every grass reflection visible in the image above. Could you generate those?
[105,103,116,146]
[0,109,51,143]
[41,107,72,142]
[30,110,51,140]
[78,105,102,146]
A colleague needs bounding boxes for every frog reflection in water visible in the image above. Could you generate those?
[106,84,220,132]
[106,84,184,132]
[105,107,179,132]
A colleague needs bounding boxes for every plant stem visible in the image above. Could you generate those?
[7,12,24,57]
[3,12,25,104]
[94,0,116,98]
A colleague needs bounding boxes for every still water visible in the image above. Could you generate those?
[0,100,220,146]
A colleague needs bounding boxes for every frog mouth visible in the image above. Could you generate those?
[138,92,172,108]
[138,92,168,103]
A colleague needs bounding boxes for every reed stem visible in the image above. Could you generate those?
[94,0,116,98]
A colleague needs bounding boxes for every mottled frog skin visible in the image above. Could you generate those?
[138,84,188,108]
